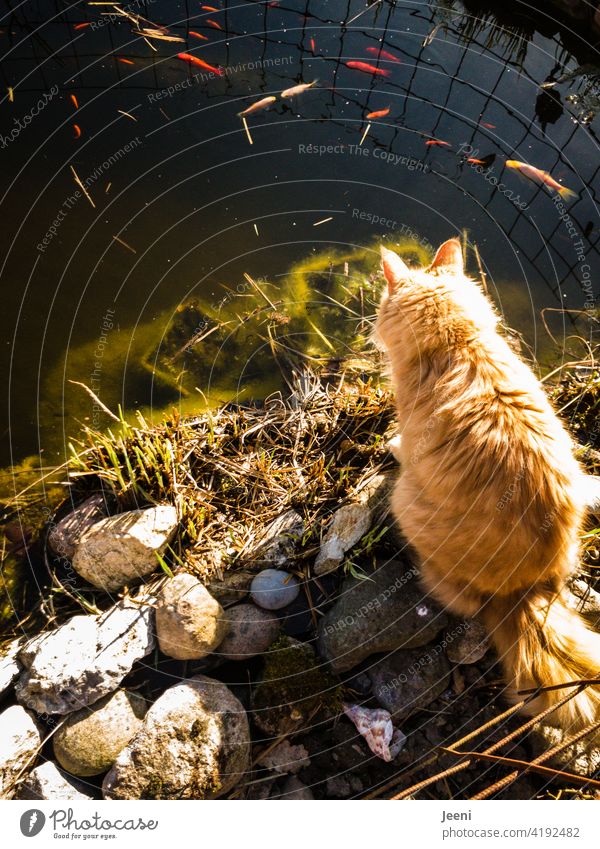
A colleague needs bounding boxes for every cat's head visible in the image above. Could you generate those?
[374,238,498,354]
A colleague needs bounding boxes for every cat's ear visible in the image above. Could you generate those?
[429,238,463,274]
[381,247,409,295]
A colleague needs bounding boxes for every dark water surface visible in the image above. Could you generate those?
[1,0,599,468]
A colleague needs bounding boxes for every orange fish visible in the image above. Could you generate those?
[74,22,90,31]
[177,52,222,75]
[238,96,277,116]
[345,61,390,77]
[366,106,390,119]
[365,46,401,63]
[73,123,81,139]
[310,37,315,52]
[481,121,496,129]
[505,160,576,199]
[117,57,135,65]
[206,18,222,29]
[467,157,486,165]
[281,80,317,98]
[70,93,79,109]
[201,4,219,10]
[189,31,209,40]
[425,139,451,147]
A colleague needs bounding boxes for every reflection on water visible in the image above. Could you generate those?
[0,0,599,471]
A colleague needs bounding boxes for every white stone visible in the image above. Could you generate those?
[17,762,93,800]
[156,573,228,660]
[17,601,155,715]
[0,705,42,798]
[72,505,178,591]
[314,503,372,575]
[0,638,23,696]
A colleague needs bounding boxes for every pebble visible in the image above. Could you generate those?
[251,569,300,610]
[314,503,372,575]
[445,620,490,665]
[217,604,280,661]
[368,646,451,721]
[156,573,228,660]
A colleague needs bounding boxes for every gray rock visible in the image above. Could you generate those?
[17,762,93,800]
[156,573,228,660]
[207,570,255,607]
[48,494,107,560]
[253,510,305,566]
[276,776,314,799]
[217,604,280,661]
[103,675,250,799]
[72,504,178,591]
[368,646,451,721]
[0,705,42,798]
[53,690,148,777]
[532,723,600,777]
[318,559,448,673]
[0,638,23,696]
[251,569,300,611]
[256,740,310,775]
[17,601,155,715]
[314,504,372,575]
[445,620,490,665]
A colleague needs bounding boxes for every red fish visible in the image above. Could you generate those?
[70,93,79,109]
[177,52,222,75]
[481,122,496,129]
[201,4,219,10]
[345,61,390,77]
[73,123,81,139]
[310,37,315,52]
[189,31,209,40]
[365,46,401,63]
[117,57,135,65]
[366,107,390,119]
[74,22,90,31]
[425,139,451,147]
[206,18,222,29]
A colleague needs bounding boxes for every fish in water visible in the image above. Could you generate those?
[365,46,402,63]
[345,61,390,77]
[177,52,222,75]
[425,139,451,147]
[280,80,318,98]
[366,107,391,119]
[468,154,496,167]
[238,96,277,116]
[505,160,577,199]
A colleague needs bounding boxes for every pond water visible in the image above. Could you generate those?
[1,0,599,470]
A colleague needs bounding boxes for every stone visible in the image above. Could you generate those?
[17,762,93,800]
[277,776,314,799]
[72,504,178,591]
[217,604,280,661]
[252,510,305,566]
[368,646,451,721]
[17,600,155,715]
[314,503,372,575]
[207,570,254,607]
[532,723,600,777]
[156,573,228,660]
[0,638,22,696]
[256,740,310,775]
[48,494,107,560]
[0,705,42,798]
[53,689,148,777]
[318,559,448,673]
[102,675,250,799]
[251,569,300,611]
[445,620,490,665]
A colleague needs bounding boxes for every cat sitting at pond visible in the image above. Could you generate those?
[375,237,599,731]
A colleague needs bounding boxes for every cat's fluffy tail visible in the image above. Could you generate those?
[480,586,600,731]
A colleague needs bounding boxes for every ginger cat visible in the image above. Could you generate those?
[376,237,600,730]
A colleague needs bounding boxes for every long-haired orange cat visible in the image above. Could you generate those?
[376,237,599,730]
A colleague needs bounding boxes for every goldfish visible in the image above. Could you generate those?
[201,4,219,10]
[425,139,451,147]
[366,106,390,119]
[238,96,277,116]
[280,80,317,98]
[189,31,209,40]
[505,160,577,199]
[365,46,401,63]
[345,61,390,76]
[117,57,135,65]
[70,93,79,109]
[73,123,81,138]
[177,52,222,75]
[481,121,496,128]
[74,22,90,30]
[467,154,495,167]
[206,18,222,29]
[310,37,316,52]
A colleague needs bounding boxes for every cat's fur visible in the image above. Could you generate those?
[375,238,600,730]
